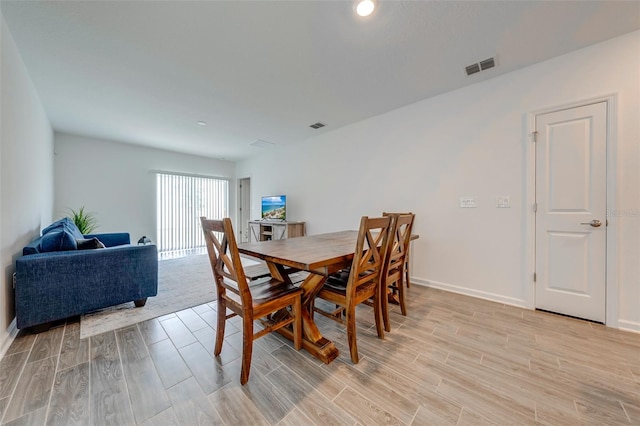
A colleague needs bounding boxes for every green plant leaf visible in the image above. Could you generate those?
[68,206,98,235]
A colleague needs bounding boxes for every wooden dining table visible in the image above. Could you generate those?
[237,230,360,364]
[237,230,419,364]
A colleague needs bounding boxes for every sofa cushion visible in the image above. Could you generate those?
[40,230,78,252]
[76,237,106,250]
[82,233,130,247]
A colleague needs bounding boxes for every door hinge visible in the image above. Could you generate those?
[532,131,538,142]
[533,203,538,213]
[533,272,537,282]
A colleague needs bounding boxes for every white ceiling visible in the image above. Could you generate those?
[2,1,639,161]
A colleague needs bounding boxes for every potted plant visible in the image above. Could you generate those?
[69,206,98,234]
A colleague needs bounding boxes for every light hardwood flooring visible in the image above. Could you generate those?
[1,285,639,425]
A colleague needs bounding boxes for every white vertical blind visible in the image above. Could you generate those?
[156,173,228,253]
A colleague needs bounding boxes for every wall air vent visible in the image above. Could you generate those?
[465,56,497,76]
[309,122,326,129]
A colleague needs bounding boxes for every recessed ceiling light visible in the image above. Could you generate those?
[355,0,375,17]
[197,121,207,126]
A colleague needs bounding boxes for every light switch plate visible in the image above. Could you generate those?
[460,197,477,208]
[496,196,510,208]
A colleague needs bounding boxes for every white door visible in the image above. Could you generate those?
[535,102,607,323]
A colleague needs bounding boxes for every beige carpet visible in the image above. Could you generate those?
[80,254,219,339]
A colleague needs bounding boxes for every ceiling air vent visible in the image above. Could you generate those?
[465,56,497,76]
[480,57,495,71]
[465,63,481,76]
[309,122,326,129]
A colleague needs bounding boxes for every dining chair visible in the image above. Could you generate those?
[313,215,392,363]
[380,213,415,332]
[200,217,303,385]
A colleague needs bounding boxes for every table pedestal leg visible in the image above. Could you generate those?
[275,309,339,364]
[271,268,339,363]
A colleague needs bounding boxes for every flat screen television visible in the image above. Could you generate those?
[261,195,286,221]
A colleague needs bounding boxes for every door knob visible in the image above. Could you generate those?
[580,219,602,227]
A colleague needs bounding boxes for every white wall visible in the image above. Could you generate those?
[238,31,640,331]
[54,133,236,245]
[0,15,54,355]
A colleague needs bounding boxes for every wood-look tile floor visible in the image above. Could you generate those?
[1,285,639,425]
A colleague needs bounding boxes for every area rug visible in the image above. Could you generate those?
[80,254,219,339]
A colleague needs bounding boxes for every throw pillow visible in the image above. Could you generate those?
[76,237,106,250]
[65,221,85,240]
[40,230,78,252]
[42,217,71,235]
[42,217,84,240]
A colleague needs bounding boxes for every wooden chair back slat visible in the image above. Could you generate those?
[350,216,392,295]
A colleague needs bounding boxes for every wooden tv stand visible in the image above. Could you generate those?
[248,220,305,242]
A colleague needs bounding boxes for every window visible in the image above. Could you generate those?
[156,172,228,256]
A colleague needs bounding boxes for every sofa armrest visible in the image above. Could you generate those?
[15,244,158,329]
[83,232,130,247]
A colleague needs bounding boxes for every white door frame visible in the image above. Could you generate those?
[525,94,618,327]
[237,176,252,243]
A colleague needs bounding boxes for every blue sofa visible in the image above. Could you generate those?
[15,218,158,330]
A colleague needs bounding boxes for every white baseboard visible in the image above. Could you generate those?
[412,277,640,333]
[0,317,18,360]
[410,277,529,310]
[618,319,640,334]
